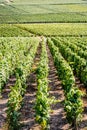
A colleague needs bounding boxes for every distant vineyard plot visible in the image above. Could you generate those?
[1,23,87,37]
[0,0,87,23]
[0,23,87,37]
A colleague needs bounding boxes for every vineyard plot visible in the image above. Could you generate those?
[20,42,42,130]
[0,36,87,130]
[49,37,87,130]
[0,37,40,129]
[46,45,70,130]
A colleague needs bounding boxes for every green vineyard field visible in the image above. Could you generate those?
[0,0,87,129]
[0,35,87,129]
[0,0,87,23]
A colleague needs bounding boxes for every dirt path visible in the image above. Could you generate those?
[0,76,16,130]
[46,45,71,130]
[20,43,42,130]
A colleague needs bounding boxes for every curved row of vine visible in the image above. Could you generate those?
[47,38,83,130]
[6,37,40,130]
[52,38,87,87]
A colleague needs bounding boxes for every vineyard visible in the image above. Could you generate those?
[0,0,87,130]
[1,23,87,37]
[0,35,87,130]
[0,0,87,23]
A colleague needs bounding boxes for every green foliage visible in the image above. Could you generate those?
[52,38,87,86]
[1,24,87,37]
[16,23,87,37]
[56,37,87,60]
[0,34,86,129]
[47,38,83,128]
[6,37,40,129]
[0,0,87,23]
[47,38,75,93]
[35,79,50,130]
[0,37,39,95]
[35,40,51,129]
[7,79,22,130]
[64,87,83,124]
[0,24,32,37]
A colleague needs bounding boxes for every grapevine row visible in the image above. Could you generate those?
[52,38,87,87]
[35,38,51,129]
[6,38,40,130]
[56,37,87,60]
[47,38,83,129]
[0,38,35,95]
[59,37,87,51]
